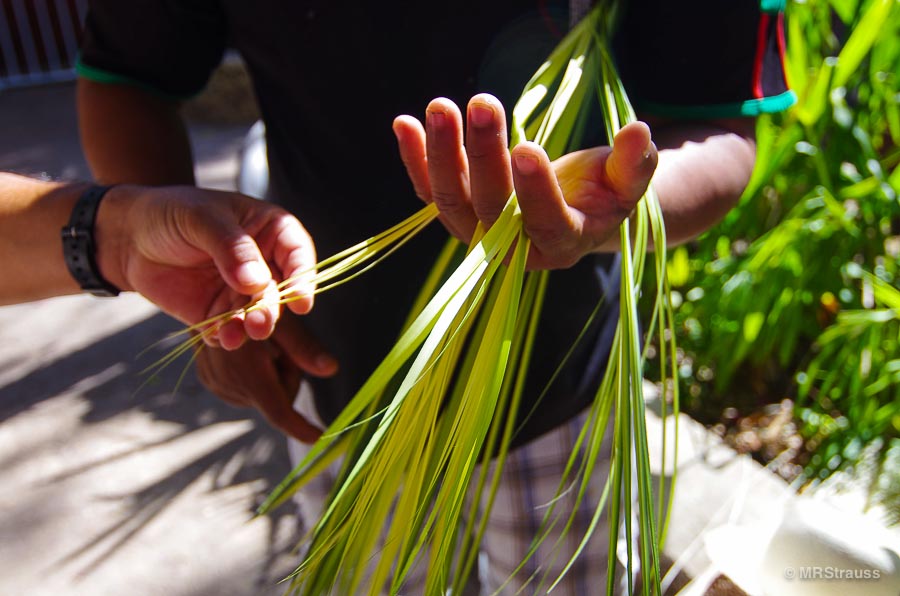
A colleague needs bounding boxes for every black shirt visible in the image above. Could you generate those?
[78,0,792,445]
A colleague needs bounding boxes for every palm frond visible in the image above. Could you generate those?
[258,3,678,594]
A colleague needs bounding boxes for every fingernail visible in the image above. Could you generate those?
[245,307,264,322]
[428,110,446,128]
[514,154,539,175]
[643,140,656,161]
[245,307,269,327]
[316,354,338,374]
[469,103,494,128]
[236,260,269,286]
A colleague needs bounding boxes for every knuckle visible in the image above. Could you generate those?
[465,146,494,161]
[525,223,566,249]
[537,251,579,271]
[430,189,465,214]
[411,184,432,203]
[525,226,580,269]
[474,204,503,224]
[229,235,260,262]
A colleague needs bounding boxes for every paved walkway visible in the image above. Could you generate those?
[0,82,300,596]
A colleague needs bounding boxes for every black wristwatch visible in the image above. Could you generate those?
[61,184,122,297]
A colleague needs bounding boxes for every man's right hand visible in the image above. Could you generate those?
[78,78,341,444]
[195,313,339,443]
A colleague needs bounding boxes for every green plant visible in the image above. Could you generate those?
[666,0,900,502]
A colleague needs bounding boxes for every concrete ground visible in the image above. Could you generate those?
[0,82,300,596]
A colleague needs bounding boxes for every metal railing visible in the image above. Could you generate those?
[0,0,87,90]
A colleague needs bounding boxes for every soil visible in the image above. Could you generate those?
[708,399,807,483]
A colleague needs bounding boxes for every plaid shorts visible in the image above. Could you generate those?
[289,384,621,596]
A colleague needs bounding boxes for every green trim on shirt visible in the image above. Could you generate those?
[760,0,786,14]
[636,90,797,119]
[75,56,194,101]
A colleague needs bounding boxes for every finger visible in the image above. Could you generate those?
[195,346,236,401]
[425,97,478,241]
[218,314,248,351]
[253,379,322,444]
[604,121,658,206]
[393,115,432,203]
[194,341,320,443]
[243,280,281,341]
[193,340,265,403]
[266,212,316,315]
[245,354,321,443]
[466,94,513,226]
[203,285,252,350]
[201,331,223,350]
[186,206,274,295]
[275,347,304,401]
[273,316,339,378]
[196,325,223,349]
[512,142,583,269]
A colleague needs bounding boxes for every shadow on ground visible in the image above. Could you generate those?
[0,309,305,594]
[0,80,300,595]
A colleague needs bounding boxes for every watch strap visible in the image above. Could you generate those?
[61,184,122,297]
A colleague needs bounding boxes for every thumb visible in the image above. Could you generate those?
[188,207,274,296]
[604,121,658,205]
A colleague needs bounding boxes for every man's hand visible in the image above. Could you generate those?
[95,185,317,349]
[94,185,338,443]
[195,313,338,443]
[392,94,658,269]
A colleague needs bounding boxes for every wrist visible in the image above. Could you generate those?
[92,185,136,293]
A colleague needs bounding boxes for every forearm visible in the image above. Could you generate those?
[647,118,757,247]
[0,174,140,305]
[78,79,195,185]
[0,174,86,304]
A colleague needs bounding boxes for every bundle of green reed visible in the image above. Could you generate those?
[172,2,677,594]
